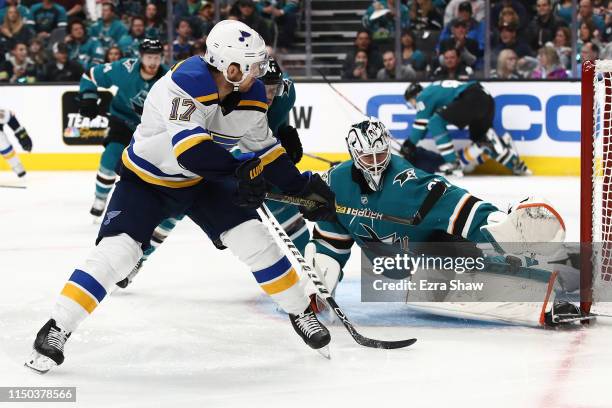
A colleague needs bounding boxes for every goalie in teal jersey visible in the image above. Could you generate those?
[115,58,311,288]
[304,117,582,326]
[78,38,168,219]
[400,80,531,177]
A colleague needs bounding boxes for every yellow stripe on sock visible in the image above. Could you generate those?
[260,269,299,295]
[60,282,98,314]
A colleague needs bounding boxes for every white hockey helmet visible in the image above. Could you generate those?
[204,20,269,86]
[346,117,392,191]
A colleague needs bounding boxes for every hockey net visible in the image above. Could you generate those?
[581,60,612,315]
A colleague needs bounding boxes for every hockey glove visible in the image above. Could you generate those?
[399,139,417,163]
[78,93,99,119]
[297,173,337,222]
[234,158,267,209]
[277,125,303,164]
[14,128,32,152]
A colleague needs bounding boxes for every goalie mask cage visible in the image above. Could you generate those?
[581,60,612,315]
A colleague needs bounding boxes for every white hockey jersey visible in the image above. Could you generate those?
[121,55,285,188]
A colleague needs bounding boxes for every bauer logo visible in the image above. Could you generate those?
[61,91,113,145]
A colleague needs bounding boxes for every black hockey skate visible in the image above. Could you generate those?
[90,197,106,218]
[289,304,331,358]
[25,319,71,374]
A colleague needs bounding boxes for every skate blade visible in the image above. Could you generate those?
[316,345,331,360]
[24,351,56,374]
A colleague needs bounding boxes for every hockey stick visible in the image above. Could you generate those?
[315,68,405,151]
[0,184,26,189]
[265,181,447,226]
[303,152,341,167]
[258,204,417,349]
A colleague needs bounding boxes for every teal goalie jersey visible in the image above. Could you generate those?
[312,155,499,268]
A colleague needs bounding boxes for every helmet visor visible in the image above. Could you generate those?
[248,58,269,78]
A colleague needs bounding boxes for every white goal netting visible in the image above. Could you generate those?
[591,60,612,308]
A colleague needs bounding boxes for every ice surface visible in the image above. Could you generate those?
[0,172,610,408]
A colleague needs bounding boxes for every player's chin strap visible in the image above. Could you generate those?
[258,204,417,349]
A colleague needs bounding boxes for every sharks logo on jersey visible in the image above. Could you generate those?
[393,168,417,187]
[130,89,149,116]
[357,223,409,251]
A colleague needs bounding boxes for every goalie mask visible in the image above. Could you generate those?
[346,118,391,192]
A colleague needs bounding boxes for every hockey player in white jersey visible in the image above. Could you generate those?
[0,108,32,177]
[25,21,336,374]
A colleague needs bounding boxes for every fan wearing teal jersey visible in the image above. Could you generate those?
[305,118,569,325]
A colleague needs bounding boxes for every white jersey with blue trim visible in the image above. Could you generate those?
[0,108,12,125]
[122,55,280,188]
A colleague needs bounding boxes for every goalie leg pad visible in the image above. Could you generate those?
[481,198,566,255]
[221,219,309,315]
[52,233,143,332]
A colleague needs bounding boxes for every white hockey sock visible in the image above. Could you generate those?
[222,219,310,315]
[52,234,143,332]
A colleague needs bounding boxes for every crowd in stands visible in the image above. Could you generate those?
[0,0,299,83]
[347,0,610,80]
[0,0,607,83]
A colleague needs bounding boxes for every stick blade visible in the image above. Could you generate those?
[354,335,417,349]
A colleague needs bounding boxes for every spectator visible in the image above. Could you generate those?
[117,0,144,18]
[235,0,273,45]
[493,22,533,63]
[604,1,612,41]
[439,1,485,51]
[443,0,484,25]
[376,50,416,79]
[580,41,600,67]
[0,0,30,23]
[578,20,601,53]
[144,3,164,39]
[546,26,572,69]
[363,0,410,42]
[491,0,528,32]
[104,45,122,62]
[0,5,33,52]
[195,1,215,38]
[65,19,104,69]
[173,18,194,61]
[88,2,127,50]
[409,0,443,30]
[0,40,36,82]
[439,19,481,68]
[259,0,299,49]
[579,0,605,33]
[54,0,83,18]
[526,0,567,51]
[400,29,426,70]
[342,29,383,79]
[174,0,204,21]
[342,49,370,80]
[192,37,206,55]
[490,48,520,79]
[27,0,67,40]
[38,41,82,81]
[28,37,48,76]
[554,0,573,25]
[431,47,473,79]
[531,45,568,79]
[117,15,146,58]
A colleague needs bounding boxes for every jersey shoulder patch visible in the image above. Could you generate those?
[236,79,268,113]
[171,56,219,106]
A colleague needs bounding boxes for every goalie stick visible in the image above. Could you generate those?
[266,180,447,227]
[0,184,26,189]
[303,152,341,167]
[258,204,417,349]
